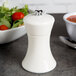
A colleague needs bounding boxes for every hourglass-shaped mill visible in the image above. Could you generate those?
[22,10,57,73]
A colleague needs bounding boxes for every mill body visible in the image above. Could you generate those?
[22,11,56,73]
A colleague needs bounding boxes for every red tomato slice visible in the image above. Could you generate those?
[12,12,24,21]
[0,25,8,30]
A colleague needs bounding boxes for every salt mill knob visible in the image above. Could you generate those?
[34,10,43,15]
[22,10,57,73]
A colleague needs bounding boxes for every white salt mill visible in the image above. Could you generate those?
[22,10,56,73]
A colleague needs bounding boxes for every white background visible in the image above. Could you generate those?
[0,0,76,13]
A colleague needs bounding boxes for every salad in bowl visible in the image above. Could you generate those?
[0,4,29,30]
[0,4,30,44]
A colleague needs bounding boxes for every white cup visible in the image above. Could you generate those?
[63,12,76,42]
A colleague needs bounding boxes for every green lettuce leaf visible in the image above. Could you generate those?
[0,18,11,28]
[12,19,23,28]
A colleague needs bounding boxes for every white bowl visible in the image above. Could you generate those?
[63,12,76,42]
[0,25,26,44]
[0,9,33,44]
